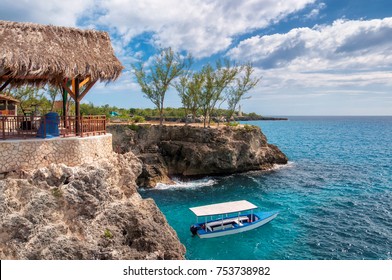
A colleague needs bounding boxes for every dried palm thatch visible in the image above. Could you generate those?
[0,20,124,88]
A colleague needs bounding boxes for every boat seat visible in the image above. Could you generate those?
[206,216,249,227]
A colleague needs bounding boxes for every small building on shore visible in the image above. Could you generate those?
[0,94,19,116]
[0,19,124,138]
[0,20,123,172]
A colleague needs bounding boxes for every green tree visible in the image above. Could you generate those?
[174,76,189,118]
[9,85,50,115]
[198,60,239,127]
[45,85,61,112]
[175,72,204,122]
[226,63,261,121]
[132,47,192,125]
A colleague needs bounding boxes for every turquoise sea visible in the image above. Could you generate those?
[140,116,392,260]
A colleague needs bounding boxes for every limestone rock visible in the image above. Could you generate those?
[108,124,288,187]
[0,152,185,260]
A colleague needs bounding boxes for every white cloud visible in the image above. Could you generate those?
[228,17,392,93]
[0,0,94,27]
[87,0,315,58]
[304,2,326,20]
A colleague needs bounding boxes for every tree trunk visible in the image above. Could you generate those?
[159,107,164,126]
[192,110,197,123]
[203,111,207,128]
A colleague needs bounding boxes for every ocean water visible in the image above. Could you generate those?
[140,116,392,260]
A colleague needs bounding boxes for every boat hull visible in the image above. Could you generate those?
[195,212,278,239]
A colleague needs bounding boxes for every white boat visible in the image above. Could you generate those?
[189,200,278,238]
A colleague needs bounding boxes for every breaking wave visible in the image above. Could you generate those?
[272,161,295,170]
[155,178,218,190]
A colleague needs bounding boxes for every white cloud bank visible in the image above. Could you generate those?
[88,0,315,58]
[2,0,390,114]
[228,17,392,90]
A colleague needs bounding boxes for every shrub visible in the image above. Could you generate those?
[51,188,62,198]
[127,124,140,131]
[103,228,113,239]
[225,121,240,127]
[243,124,258,132]
[131,115,145,123]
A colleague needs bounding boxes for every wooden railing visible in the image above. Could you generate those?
[0,109,16,116]
[0,116,41,139]
[60,115,107,137]
[0,115,106,140]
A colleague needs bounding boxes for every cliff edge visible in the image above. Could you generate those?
[108,124,288,187]
[0,152,185,260]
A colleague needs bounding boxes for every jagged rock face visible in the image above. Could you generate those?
[108,124,288,187]
[0,153,185,260]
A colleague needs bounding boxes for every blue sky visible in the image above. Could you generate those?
[1,0,392,115]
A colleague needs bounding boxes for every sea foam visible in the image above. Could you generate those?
[155,178,217,190]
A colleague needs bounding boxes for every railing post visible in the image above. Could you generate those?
[1,117,5,140]
[104,116,106,134]
[80,116,83,137]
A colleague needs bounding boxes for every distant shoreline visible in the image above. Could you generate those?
[236,116,288,121]
[144,116,289,122]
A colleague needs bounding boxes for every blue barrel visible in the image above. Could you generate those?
[36,112,60,138]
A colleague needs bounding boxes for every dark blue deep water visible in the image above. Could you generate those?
[140,116,392,260]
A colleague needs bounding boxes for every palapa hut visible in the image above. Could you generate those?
[0,94,19,116]
[0,20,124,134]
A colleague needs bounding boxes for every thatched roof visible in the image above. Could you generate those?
[0,20,124,87]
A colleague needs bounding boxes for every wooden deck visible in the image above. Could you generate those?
[0,115,106,140]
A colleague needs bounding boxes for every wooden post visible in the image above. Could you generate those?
[74,78,80,135]
[62,87,67,128]
[1,117,5,139]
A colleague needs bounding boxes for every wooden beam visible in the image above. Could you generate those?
[0,78,13,92]
[78,80,97,102]
[72,79,76,93]
[61,80,76,100]
[79,77,91,88]
[74,78,80,135]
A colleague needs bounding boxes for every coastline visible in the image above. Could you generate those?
[141,116,392,260]
[108,123,288,188]
[143,116,289,122]
[0,121,288,260]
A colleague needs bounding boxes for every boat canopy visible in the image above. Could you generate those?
[189,200,258,217]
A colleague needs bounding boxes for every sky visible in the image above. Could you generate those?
[1,0,392,116]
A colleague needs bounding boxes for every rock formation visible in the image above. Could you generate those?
[108,124,288,188]
[0,152,185,260]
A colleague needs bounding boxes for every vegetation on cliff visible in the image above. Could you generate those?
[132,47,261,127]
[132,47,193,126]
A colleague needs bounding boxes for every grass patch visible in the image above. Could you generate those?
[225,121,240,127]
[131,115,145,123]
[103,228,113,239]
[127,124,140,131]
[243,124,258,132]
[51,188,62,198]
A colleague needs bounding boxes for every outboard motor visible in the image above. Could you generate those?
[190,225,199,236]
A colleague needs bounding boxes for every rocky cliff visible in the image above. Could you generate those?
[0,152,185,260]
[108,124,288,188]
